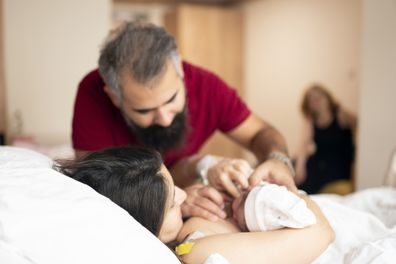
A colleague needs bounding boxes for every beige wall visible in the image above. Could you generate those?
[113,2,170,26]
[243,0,361,156]
[3,0,111,144]
[0,0,6,135]
[356,0,396,189]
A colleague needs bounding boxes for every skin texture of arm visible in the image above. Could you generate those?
[294,118,314,185]
[171,113,293,188]
[171,113,296,220]
[337,109,358,131]
[179,195,335,264]
[171,113,290,189]
[227,114,289,159]
[227,113,297,192]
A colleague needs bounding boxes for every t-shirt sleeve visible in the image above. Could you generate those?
[72,71,117,151]
[208,74,251,133]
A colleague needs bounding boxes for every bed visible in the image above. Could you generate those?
[311,189,396,263]
[1,146,395,264]
[0,146,180,264]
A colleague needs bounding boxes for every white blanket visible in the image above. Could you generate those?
[0,146,180,264]
[312,187,396,263]
[2,146,395,263]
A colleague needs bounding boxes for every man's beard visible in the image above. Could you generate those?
[123,108,188,153]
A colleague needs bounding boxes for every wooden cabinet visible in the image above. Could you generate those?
[165,4,245,158]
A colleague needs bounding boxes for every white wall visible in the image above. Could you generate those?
[243,0,361,155]
[0,0,6,136]
[356,0,396,189]
[3,0,111,144]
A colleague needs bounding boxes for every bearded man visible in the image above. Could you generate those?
[72,21,296,221]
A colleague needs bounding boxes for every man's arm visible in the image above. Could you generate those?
[227,113,288,161]
[226,113,297,192]
[172,113,297,221]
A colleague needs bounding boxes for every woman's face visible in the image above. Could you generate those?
[308,89,330,114]
[158,165,187,243]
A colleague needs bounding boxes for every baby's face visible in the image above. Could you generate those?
[231,192,249,231]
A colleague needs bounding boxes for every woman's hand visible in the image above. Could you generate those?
[181,183,227,222]
[249,159,298,193]
[207,158,252,198]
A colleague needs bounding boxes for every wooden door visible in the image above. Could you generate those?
[165,4,245,158]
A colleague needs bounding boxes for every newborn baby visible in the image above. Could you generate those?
[231,183,317,232]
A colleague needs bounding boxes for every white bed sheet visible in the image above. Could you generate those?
[0,146,180,264]
[2,146,395,264]
[312,187,396,263]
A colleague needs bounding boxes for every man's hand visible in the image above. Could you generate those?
[249,159,298,193]
[207,158,252,198]
[181,183,227,221]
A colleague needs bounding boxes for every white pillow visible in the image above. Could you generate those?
[0,147,180,264]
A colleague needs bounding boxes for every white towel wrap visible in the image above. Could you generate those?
[245,183,316,231]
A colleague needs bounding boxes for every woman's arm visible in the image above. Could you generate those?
[181,195,334,264]
[294,118,314,185]
[338,109,357,131]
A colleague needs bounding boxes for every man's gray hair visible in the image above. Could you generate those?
[98,21,180,101]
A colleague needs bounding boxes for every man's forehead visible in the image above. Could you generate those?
[120,61,182,108]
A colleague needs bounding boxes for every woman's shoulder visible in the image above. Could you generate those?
[336,108,357,129]
[177,217,239,242]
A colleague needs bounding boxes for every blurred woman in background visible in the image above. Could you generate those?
[295,84,357,194]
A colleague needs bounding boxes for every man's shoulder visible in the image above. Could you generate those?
[78,69,105,91]
[76,69,107,101]
[183,61,221,85]
[182,61,229,97]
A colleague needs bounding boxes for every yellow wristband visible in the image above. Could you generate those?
[175,242,195,256]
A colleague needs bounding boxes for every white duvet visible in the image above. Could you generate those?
[201,187,396,264]
[1,146,395,264]
[312,187,396,263]
[0,147,180,264]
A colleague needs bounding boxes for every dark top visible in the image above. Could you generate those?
[300,113,355,194]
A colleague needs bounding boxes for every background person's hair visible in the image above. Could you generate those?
[98,21,179,102]
[56,147,167,237]
[301,83,340,119]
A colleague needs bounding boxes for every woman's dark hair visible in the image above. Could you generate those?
[301,83,339,119]
[55,147,167,237]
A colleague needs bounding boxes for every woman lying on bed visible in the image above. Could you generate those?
[56,146,335,263]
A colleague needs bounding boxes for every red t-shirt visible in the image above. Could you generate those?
[72,62,251,167]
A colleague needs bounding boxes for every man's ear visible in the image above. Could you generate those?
[104,85,121,108]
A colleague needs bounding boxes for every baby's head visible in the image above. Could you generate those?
[231,191,249,231]
[232,183,316,232]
